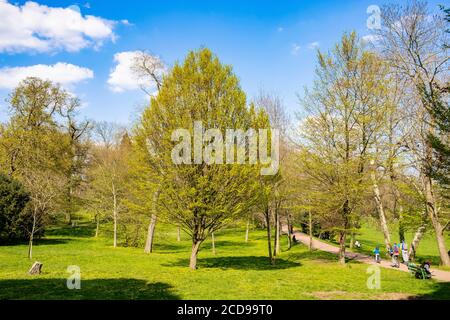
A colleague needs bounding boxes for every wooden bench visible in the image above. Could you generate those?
[407,263,432,280]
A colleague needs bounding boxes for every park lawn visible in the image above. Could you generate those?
[0,223,448,300]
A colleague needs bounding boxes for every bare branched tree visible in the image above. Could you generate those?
[377,0,450,265]
[131,51,166,96]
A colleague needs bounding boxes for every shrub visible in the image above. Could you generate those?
[0,173,30,242]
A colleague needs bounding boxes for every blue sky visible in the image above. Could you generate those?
[0,0,444,125]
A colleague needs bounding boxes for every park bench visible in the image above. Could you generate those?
[407,263,432,280]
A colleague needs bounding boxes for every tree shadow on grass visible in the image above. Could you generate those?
[46,224,96,238]
[0,278,180,300]
[404,281,450,300]
[164,256,301,270]
[34,239,72,246]
[153,240,257,254]
[152,243,188,253]
[287,249,339,263]
[0,238,70,247]
[203,240,257,249]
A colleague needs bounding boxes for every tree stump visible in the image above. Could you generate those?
[28,262,43,275]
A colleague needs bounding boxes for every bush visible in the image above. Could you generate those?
[0,173,30,242]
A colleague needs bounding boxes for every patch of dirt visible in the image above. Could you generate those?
[311,291,420,300]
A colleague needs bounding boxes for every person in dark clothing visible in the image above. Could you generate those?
[421,261,432,277]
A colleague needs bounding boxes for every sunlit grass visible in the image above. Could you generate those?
[0,222,448,300]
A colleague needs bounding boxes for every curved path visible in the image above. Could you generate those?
[290,229,450,282]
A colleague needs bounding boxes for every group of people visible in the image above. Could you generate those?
[372,240,409,267]
[389,241,409,268]
[372,241,432,278]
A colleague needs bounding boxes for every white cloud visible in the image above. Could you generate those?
[0,0,116,53]
[67,4,81,14]
[107,51,165,93]
[362,34,382,44]
[291,43,301,56]
[121,19,133,26]
[0,63,94,90]
[307,41,320,50]
[277,27,284,32]
[108,51,142,93]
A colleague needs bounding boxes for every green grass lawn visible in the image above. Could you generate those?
[0,222,448,300]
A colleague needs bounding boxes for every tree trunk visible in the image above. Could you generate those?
[392,179,406,242]
[423,175,450,266]
[113,189,118,248]
[66,212,72,226]
[177,225,181,242]
[308,211,313,252]
[28,236,33,260]
[66,187,71,225]
[392,183,406,242]
[211,233,216,255]
[65,183,75,225]
[28,210,36,259]
[409,223,426,261]
[372,168,391,252]
[287,215,292,250]
[338,231,346,264]
[245,220,250,243]
[144,190,160,254]
[350,232,355,249]
[95,214,100,238]
[273,209,280,256]
[265,207,274,265]
[189,241,202,270]
[398,211,406,243]
[339,201,350,264]
[144,214,157,254]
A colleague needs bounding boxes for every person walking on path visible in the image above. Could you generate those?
[391,243,400,268]
[401,240,409,264]
[373,246,381,263]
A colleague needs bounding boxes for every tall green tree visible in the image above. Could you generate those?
[254,91,290,259]
[134,48,268,269]
[426,5,450,197]
[378,1,450,265]
[87,122,130,248]
[0,78,83,253]
[298,32,391,264]
[126,138,160,253]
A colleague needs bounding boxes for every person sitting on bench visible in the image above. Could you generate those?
[421,261,431,277]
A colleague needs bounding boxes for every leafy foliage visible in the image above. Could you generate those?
[0,173,29,242]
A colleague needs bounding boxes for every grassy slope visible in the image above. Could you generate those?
[0,223,448,300]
